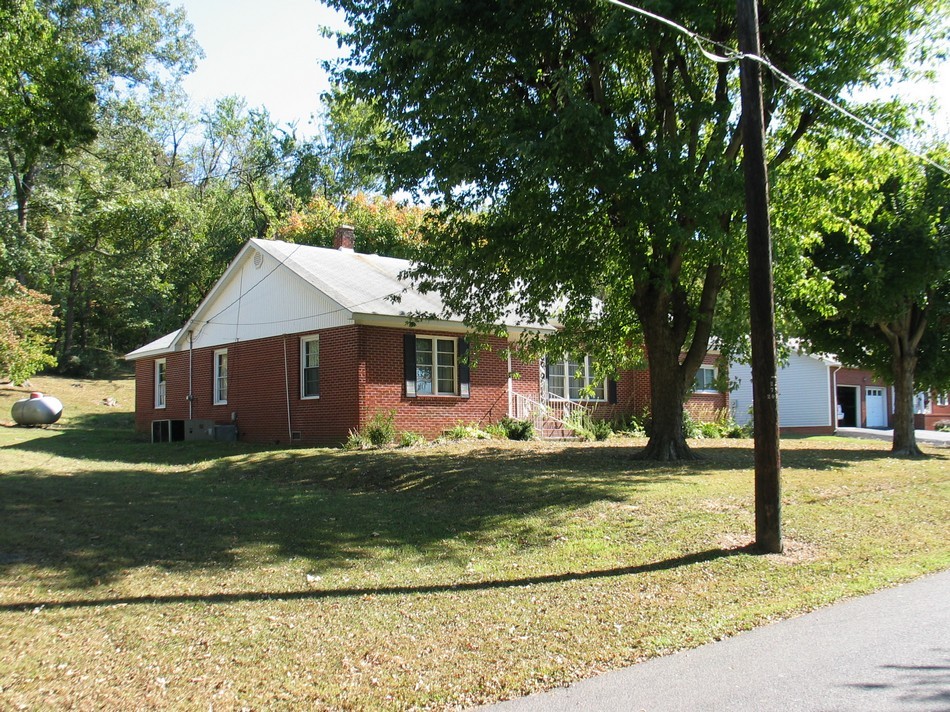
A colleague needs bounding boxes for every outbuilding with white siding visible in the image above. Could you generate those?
[729,350,840,434]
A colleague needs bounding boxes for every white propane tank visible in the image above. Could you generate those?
[11,392,64,426]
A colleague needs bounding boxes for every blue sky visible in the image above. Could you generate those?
[175,1,947,139]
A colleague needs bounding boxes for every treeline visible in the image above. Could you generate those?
[1,0,426,379]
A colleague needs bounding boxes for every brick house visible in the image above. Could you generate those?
[126,228,726,444]
[914,391,950,430]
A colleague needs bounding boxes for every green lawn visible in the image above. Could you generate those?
[1,376,949,710]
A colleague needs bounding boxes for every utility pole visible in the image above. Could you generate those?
[737,0,782,553]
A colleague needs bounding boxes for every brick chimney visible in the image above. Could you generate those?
[333,224,355,251]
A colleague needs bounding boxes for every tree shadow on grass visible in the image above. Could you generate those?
[0,544,754,612]
[0,432,930,592]
[0,441,700,590]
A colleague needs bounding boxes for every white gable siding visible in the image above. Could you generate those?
[190,248,353,351]
[730,353,832,428]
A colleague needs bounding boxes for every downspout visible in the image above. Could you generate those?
[188,330,194,419]
[507,350,513,417]
[283,336,293,443]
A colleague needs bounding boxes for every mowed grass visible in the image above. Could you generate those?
[1,376,948,710]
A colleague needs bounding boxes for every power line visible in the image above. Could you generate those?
[603,0,950,178]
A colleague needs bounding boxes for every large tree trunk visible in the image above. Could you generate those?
[881,310,927,457]
[634,263,723,461]
[639,347,695,461]
[891,351,922,456]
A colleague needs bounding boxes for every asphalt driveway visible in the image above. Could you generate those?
[484,569,950,711]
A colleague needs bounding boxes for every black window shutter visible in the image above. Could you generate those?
[607,379,618,404]
[403,333,417,398]
[458,337,471,398]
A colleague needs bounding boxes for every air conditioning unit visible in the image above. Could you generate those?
[184,419,215,441]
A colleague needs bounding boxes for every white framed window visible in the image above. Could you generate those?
[548,355,605,401]
[301,335,320,399]
[937,392,949,407]
[213,349,228,404]
[416,336,458,396]
[154,358,166,409]
[694,366,717,392]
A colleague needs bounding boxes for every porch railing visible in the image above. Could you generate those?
[512,392,585,438]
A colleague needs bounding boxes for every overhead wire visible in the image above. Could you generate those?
[602,0,950,178]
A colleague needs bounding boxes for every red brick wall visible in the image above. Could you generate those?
[836,367,892,428]
[359,326,512,437]
[134,327,362,445]
[133,329,735,443]
[134,325,517,444]
[592,353,727,423]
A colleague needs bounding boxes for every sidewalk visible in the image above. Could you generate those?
[483,569,950,711]
[836,427,950,447]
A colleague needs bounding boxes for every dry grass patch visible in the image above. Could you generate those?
[0,377,948,709]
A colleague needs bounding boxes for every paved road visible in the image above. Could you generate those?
[484,569,950,712]
[837,427,950,447]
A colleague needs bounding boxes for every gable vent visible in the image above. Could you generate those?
[252,250,264,269]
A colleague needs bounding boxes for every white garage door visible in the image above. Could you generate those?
[866,387,887,428]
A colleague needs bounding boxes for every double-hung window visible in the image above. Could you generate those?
[301,335,320,399]
[938,392,949,407]
[548,355,605,401]
[416,336,457,396]
[214,349,228,404]
[694,366,717,392]
[404,334,470,398]
[154,359,166,409]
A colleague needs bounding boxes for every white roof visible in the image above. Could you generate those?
[126,239,552,360]
[125,329,180,360]
[253,239,452,320]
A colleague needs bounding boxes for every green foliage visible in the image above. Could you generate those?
[398,430,427,447]
[442,422,492,441]
[564,408,612,442]
[365,409,398,447]
[498,416,535,441]
[681,410,702,439]
[344,410,398,449]
[0,278,57,383]
[791,141,950,452]
[327,0,942,459]
[611,413,647,437]
[935,421,950,433]
[289,85,408,205]
[344,429,370,451]
[693,409,750,439]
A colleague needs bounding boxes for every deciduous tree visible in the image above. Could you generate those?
[0,278,57,383]
[327,0,942,459]
[794,143,950,456]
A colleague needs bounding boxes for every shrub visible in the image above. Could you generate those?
[365,410,398,446]
[344,429,371,450]
[345,410,398,449]
[443,422,492,440]
[682,410,702,438]
[499,416,535,441]
[612,413,647,437]
[0,279,57,384]
[399,431,427,447]
[483,423,508,439]
[935,420,950,433]
[564,408,612,441]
